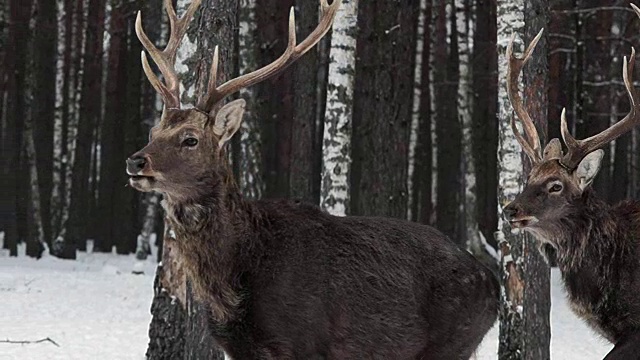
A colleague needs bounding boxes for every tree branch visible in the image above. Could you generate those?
[0,337,60,347]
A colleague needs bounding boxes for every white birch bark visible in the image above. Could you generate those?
[51,0,67,237]
[319,0,358,216]
[237,0,262,200]
[407,0,428,221]
[456,0,480,251]
[496,0,526,345]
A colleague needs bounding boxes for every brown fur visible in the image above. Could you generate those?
[504,159,640,359]
[127,108,499,359]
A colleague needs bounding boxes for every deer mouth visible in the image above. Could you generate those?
[128,175,156,191]
[509,216,538,228]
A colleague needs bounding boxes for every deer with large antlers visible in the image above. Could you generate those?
[504,5,640,359]
[128,0,498,358]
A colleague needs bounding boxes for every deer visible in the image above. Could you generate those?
[128,0,499,358]
[503,6,640,359]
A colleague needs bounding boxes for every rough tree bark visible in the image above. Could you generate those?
[257,0,295,199]
[290,0,322,203]
[497,0,551,358]
[319,0,358,216]
[351,1,418,219]
[146,0,237,358]
[433,0,462,242]
[472,0,498,249]
[96,0,127,253]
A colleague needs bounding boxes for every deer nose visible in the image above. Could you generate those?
[503,203,519,220]
[126,155,147,175]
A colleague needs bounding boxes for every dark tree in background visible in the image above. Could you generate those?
[5,0,640,356]
[351,0,418,219]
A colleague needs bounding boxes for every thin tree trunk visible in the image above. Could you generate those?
[236,0,263,201]
[351,1,418,219]
[319,0,358,216]
[32,0,57,247]
[24,107,46,258]
[411,1,433,225]
[408,0,427,222]
[497,0,551,358]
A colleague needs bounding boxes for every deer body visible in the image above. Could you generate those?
[129,1,499,358]
[165,192,498,359]
[503,11,640,358]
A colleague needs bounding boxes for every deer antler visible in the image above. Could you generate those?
[136,0,341,113]
[136,0,202,110]
[558,5,640,169]
[196,0,342,112]
[506,29,545,164]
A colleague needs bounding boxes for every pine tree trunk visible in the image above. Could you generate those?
[96,0,127,253]
[63,0,105,257]
[115,13,143,255]
[472,0,498,249]
[1,0,34,256]
[351,1,418,218]
[257,0,295,199]
[32,0,57,247]
[433,0,462,242]
[497,0,551,357]
[319,0,358,216]
[290,0,322,203]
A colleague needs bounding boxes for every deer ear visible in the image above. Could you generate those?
[212,99,246,147]
[575,149,604,190]
[542,138,563,161]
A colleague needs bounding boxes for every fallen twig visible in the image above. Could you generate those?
[0,337,60,347]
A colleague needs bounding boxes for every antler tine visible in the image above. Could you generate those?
[561,47,639,169]
[506,28,544,164]
[136,0,202,109]
[197,0,342,112]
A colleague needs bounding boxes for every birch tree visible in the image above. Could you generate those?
[320,0,358,216]
[407,0,427,221]
[497,0,551,357]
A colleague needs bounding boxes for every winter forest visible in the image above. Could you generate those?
[2,0,640,358]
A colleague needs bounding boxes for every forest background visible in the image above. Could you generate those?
[1,0,638,358]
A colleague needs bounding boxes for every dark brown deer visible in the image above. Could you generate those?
[503,8,640,359]
[128,0,498,358]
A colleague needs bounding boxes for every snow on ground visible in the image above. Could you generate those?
[0,245,157,360]
[1,244,612,359]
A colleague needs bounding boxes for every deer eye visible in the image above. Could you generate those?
[549,183,563,193]
[182,137,198,147]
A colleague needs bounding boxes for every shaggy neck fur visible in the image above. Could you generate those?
[532,188,632,290]
[162,159,260,322]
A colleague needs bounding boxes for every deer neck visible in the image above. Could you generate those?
[553,189,616,272]
[162,168,254,323]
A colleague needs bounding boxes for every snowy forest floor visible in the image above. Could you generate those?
[1,244,612,360]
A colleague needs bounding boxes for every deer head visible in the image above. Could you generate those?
[126,0,340,202]
[502,5,640,244]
